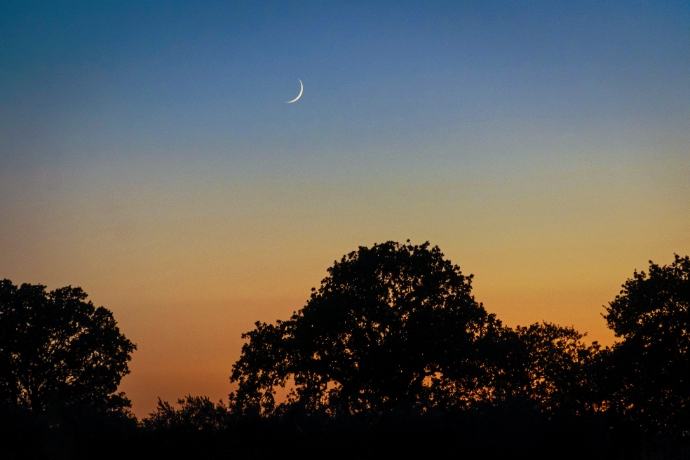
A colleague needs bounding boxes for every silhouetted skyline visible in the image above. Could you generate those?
[2,250,690,459]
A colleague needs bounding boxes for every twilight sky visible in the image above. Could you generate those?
[1,0,689,417]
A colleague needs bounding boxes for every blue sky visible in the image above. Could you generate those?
[3,0,688,171]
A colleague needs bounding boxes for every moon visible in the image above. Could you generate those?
[286,79,303,103]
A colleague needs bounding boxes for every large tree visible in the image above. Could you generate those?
[0,280,136,411]
[229,241,507,416]
[601,255,690,436]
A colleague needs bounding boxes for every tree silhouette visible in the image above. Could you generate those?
[0,279,136,412]
[230,241,507,416]
[506,322,600,414]
[143,395,230,432]
[600,255,690,436]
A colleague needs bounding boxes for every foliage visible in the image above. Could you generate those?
[5,249,690,458]
[139,396,233,460]
[600,255,690,437]
[230,241,511,415]
[142,395,230,432]
[0,279,136,412]
[508,322,601,414]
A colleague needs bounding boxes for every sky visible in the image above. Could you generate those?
[1,0,689,417]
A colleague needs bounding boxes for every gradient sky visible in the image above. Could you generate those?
[1,0,689,417]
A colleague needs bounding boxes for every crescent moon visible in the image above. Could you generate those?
[286,79,303,103]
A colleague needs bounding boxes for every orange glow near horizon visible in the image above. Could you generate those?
[2,154,687,418]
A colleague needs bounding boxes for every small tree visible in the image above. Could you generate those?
[143,396,230,432]
[0,280,136,411]
[140,396,232,458]
[601,255,690,436]
[229,241,506,416]
[507,322,600,414]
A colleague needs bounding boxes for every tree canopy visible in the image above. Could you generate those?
[230,241,516,415]
[600,255,690,435]
[229,241,605,418]
[231,241,501,412]
[509,322,600,414]
[0,279,136,411]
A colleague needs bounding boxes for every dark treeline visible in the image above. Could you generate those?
[1,241,689,459]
